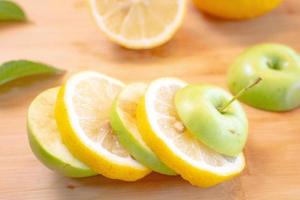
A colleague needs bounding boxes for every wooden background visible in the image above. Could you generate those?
[1,0,300,199]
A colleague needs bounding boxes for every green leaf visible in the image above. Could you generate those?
[0,60,65,86]
[0,0,26,21]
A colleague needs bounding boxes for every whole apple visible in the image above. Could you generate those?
[228,44,300,112]
[175,85,248,157]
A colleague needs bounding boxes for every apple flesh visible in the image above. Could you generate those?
[228,44,300,112]
[175,85,248,157]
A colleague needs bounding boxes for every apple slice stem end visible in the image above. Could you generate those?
[220,77,262,113]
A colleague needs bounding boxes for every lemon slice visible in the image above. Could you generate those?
[89,0,186,49]
[110,83,176,175]
[27,87,96,177]
[136,78,245,187]
[55,71,150,181]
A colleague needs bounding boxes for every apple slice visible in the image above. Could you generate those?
[27,87,96,177]
[110,83,175,175]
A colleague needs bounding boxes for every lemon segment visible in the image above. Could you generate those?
[136,78,245,187]
[27,87,96,177]
[110,83,176,175]
[89,0,186,49]
[55,71,150,181]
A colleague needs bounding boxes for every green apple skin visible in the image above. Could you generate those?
[28,124,97,177]
[228,44,300,112]
[175,85,248,157]
[110,92,176,176]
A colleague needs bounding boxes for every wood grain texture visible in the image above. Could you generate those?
[1,0,300,199]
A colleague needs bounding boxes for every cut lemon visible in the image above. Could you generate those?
[110,83,176,175]
[89,0,186,49]
[27,87,96,177]
[55,71,150,181]
[136,78,245,187]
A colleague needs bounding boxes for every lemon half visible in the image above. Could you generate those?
[89,0,186,49]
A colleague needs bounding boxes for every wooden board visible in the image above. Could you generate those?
[1,0,300,199]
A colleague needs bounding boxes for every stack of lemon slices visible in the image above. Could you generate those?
[27,71,245,187]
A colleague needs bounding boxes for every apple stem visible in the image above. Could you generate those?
[219,77,262,113]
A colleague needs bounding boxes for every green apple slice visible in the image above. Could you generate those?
[228,43,300,111]
[175,85,248,157]
[110,83,176,175]
[27,87,96,177]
